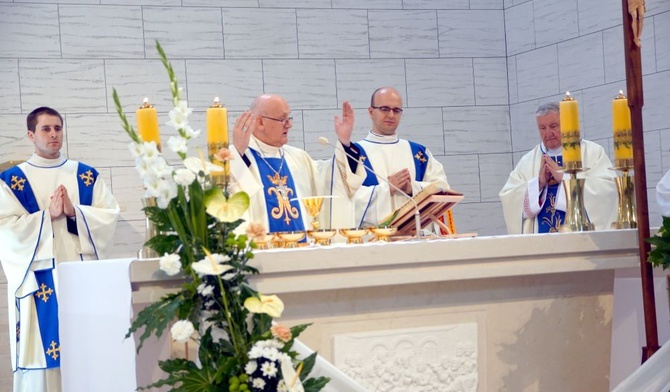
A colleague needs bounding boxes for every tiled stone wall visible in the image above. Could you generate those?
[0,0,668,385]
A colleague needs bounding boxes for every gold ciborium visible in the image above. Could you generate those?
[339,228,369,244]
[254,234,277,250]
[369,226,397,242]
[275,231,306,248]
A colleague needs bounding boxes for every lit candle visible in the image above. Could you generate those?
[207,97,228,146]
[612,90,633,166]
[136,97,161,150]
[560,91,582,170]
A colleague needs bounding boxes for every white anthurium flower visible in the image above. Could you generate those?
[280,357,305,392]
[173,168,196,187]
[204,189,250,223]
[183,157,224,177]
[167,135,189,154]
[170,320,195,343]
[191,253,233,276]
[244,294,284,318]
[159,253,181,276]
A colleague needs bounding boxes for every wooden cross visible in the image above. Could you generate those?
[622,0,659,361]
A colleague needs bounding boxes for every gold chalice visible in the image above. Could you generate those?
[300,196,325,230]
[339,228,369,245]
[275,231,306,248]
[369,226,397,242]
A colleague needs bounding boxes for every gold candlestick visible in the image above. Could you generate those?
[611,163,637,229]
[560,168,594,232]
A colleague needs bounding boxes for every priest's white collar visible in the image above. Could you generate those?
[250,135,283,158]
[364,130,399,144]
[27,152,67,168]
[540,143,562,156]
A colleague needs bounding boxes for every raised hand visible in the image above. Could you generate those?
[388,168,412,195]
[334,101,354,147]
[232,111,255,155]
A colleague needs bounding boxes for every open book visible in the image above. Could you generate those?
[381,183,464,237]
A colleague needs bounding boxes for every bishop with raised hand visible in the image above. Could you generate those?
[229,94,366,235]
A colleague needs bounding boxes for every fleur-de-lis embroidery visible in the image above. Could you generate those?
[267,173,299,224]
[79,170,94,186]
[10,175,26,191]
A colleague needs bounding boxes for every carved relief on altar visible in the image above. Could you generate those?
[333,323,478,392]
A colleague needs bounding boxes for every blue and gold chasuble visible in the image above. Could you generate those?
[0,161,98,369]
[537,152,566,233]
[249,149,305,234]
[353,140,429,186]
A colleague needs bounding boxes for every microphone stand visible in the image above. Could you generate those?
[318,137,422,240]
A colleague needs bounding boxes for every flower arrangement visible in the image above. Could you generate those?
[113,41,329,392]
[647,216,670,270]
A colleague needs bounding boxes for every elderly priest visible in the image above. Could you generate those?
[229,94,365,234]
[499,102,617,234]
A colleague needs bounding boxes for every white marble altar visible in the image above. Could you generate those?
[130,229,642,391]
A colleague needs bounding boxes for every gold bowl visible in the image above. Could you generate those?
[307,229,337,246]
[253,234,277,250]
[368,226,397,242]
[275,231,306,248]
[339,228,369,244]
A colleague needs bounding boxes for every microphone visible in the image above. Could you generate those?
[318,136,422,240]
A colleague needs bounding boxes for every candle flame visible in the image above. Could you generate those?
[563,91,574,101]
[143,97,149,104]
[214,97,219,103]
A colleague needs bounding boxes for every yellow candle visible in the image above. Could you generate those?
[560,92,582,169]
[207,97,228,146]
[136,97,161,150]
[612,90,633,164]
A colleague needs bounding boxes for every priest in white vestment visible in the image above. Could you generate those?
[499,102,617,234]
[0,107,120,392]
[229,94,365,234]
[350,87,450,229]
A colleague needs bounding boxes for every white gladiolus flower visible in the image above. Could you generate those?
[182,125,201,139]
[168,136,189,154]
[159,253,181,276]
[129,142,145,158]
[174,168,196,186]
[170,320,195,343]
[167,100,193,131]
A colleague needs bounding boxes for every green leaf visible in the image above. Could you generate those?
[128,293,184,353]
[302,376,331,392]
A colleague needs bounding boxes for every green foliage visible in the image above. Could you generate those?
[646,216,670,270]
[118,40,330,392]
